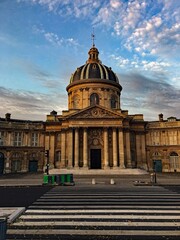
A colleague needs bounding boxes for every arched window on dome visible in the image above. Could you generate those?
[90,93,99,106]
[110,95,117,109]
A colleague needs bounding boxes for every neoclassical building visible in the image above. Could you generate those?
[0,44,179,174]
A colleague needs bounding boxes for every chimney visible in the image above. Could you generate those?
[5,113,11,121]
[159,113,163,122]
[50,110,57,116]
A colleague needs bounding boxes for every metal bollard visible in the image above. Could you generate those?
[92,178,96,185]
[110,178,115,185]
[150,172,157,184]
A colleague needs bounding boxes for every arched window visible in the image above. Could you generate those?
[169,152,179,170]
[111,95,117,109]
[90,93,99,106]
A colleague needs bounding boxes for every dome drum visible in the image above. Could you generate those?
[67,82,121,110]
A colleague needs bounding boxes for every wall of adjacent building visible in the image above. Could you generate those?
[0,118,45,174]
[146,118,180,172]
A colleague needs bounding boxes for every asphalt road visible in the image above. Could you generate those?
[5,184,180,240]
[0,186,53,208]
[1,173,180,240]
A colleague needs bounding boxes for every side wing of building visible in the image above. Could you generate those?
[146,115,180,173]
[0,114,45,174]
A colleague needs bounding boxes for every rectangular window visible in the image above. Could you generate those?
[32,133,38,147]
[14,132,22,146]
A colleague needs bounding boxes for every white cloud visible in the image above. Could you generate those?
[0,86,67,120]
[33,26,79,47]
[110,0,121,9]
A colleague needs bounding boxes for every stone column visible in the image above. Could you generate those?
[24,132,28,146]
[68,128,73,168]
[112,128,118,168]
[7,132,11,145]
[61,130,66,167]
[83,128,88,168]
[74,128,79,168]
[118,128,125,168]
[136,134,141,168]
[141,134,147,169]
[104,128,109,168]
[126,130,132,167]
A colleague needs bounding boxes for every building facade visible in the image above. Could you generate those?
[0,45,179,174]
[0,113,45,174]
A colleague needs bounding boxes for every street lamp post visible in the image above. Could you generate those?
[45,150,49,175]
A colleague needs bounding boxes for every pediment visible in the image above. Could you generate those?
[67,106,122,119]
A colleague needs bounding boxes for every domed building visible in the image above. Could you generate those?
[0,43,179,174]
[45,44,147,172]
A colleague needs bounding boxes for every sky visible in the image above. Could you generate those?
[0,0,179,121]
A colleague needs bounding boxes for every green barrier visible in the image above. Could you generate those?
[43,175,56,185]
[66,173,73,183]
[61,174,65,184]
[48,175,55,185]
[55,174,74,186]
[43,175,48,184]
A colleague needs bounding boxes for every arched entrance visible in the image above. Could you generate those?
[152,151,162,172]
[90,149,101,169]
[0,152,4,174]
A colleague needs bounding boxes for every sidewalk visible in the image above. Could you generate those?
[0,207,25,223]
[0,172,179,186]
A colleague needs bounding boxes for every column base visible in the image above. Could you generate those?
[120,164,126,169]
[112,166,119,170]
[74,166,80,169]
[104,166,110,169]
[67,166,73,169]
[82,166,89,169]
[127,163,132,168]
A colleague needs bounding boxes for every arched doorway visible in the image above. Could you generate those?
[0,152,4,174]
[28,153,38,172]
[152,151,162,172]
[169,152,179,172]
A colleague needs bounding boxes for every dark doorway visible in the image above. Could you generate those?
[0,152,4,175]
[29,160,38,172]
[153,160,162,172]
[90,149,101,169]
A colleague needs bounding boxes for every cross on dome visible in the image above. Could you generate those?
[91,28,95,47]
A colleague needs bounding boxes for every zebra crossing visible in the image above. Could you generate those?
[7,185,180,239]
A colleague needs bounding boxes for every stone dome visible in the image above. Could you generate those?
[70,45,119,84]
